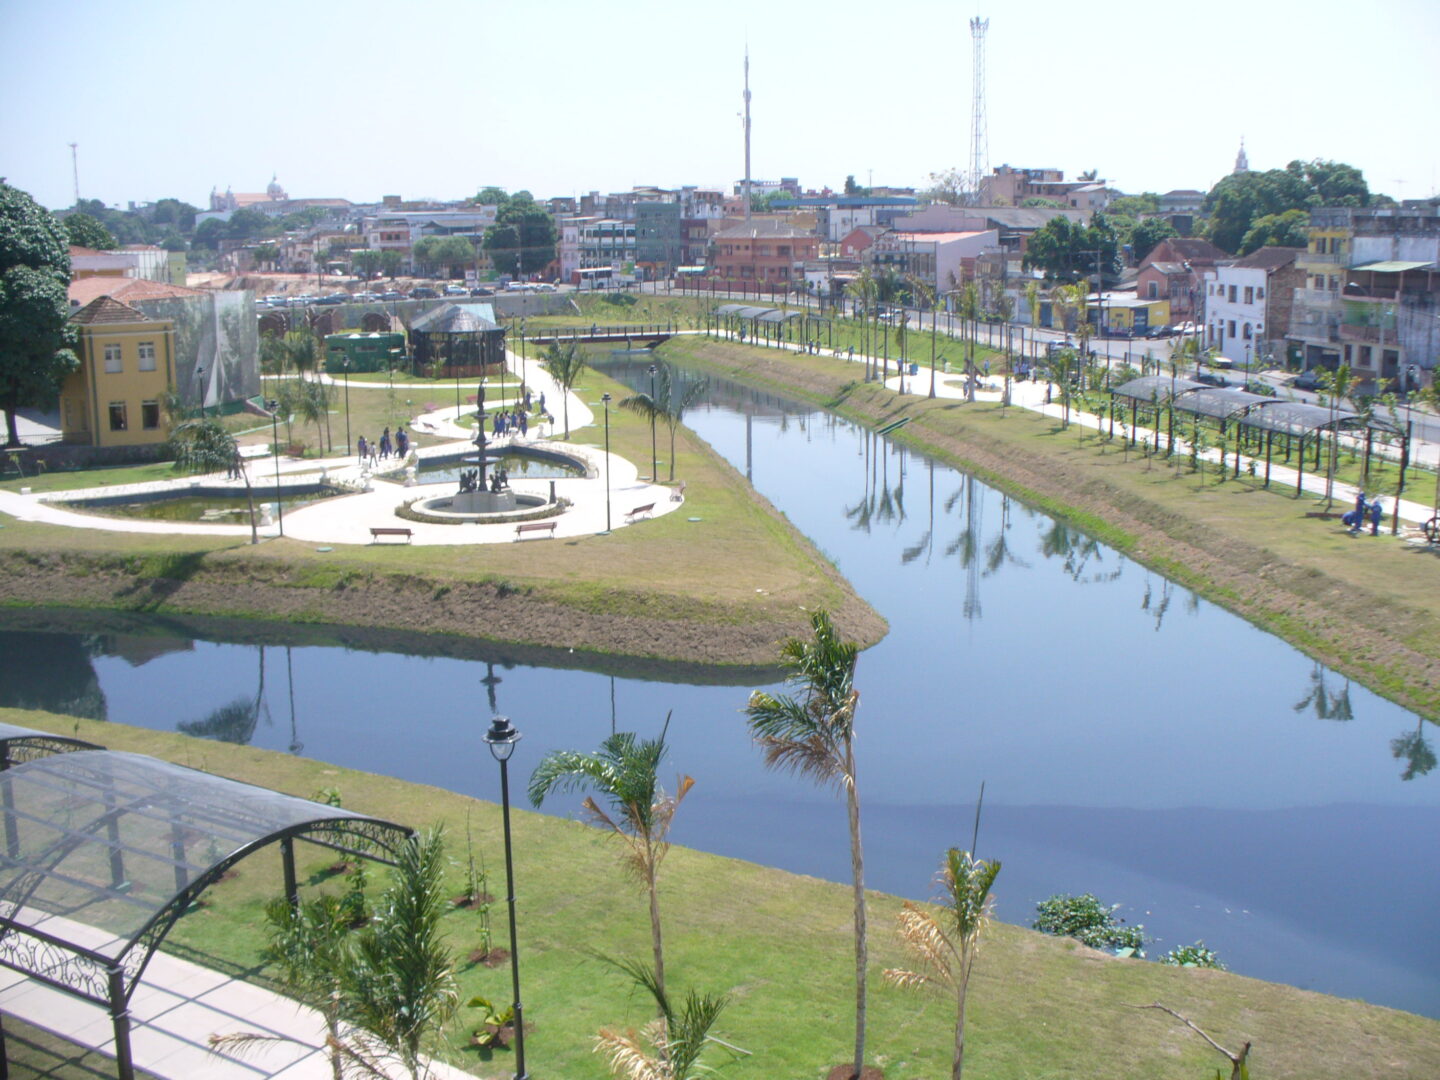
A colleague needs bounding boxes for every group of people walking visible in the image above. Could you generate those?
[357,426,409,466]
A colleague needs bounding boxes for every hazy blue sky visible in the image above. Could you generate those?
[3,0,1437,212]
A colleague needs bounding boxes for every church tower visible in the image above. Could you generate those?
[1233,138,1250,174]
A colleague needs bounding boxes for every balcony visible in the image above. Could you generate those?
[1339,323,1393,344]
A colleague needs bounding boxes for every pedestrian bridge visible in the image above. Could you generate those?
[524,323,680,349]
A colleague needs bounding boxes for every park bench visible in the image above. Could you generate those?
[515,521,557,540]
[370,527,413,544]
[626,503,655,521]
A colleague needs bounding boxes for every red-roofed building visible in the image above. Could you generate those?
[711,218,820,285]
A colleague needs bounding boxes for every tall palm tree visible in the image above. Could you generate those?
[528,718,693,998]
[845,270,877,380]
[619,362,710,483]
[543,341,587,438]
[884,847,1001,1080]
[745,610,869,1080]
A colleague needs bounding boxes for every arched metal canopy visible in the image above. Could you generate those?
[0,721,102,769]
[0,749,412,1079]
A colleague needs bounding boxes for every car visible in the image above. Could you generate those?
[409,287,440,299]
[1292,369,1325,391]
[469,287,494,297]
[352,291,381,303]
[315,293,348,305]
[379,290,404,301]
[443,284,468,296]
[1194,372,1231,388]
[1143,325,1175,339]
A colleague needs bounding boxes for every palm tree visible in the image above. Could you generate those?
[543,341,587,438]
[845,270,877,380]
[528,718,693,999]
[170,416,258,543]
[745,610,869,1080]
[622,362,709,483]
[884,847,1001,1080]
[594,955,730,1080]
[958,281,980,402]
[294,379,330,457]
[1320,364,1353,507]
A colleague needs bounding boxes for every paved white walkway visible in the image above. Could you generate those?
[0,351,679,545]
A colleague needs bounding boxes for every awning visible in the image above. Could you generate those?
[1350,261,1435,273]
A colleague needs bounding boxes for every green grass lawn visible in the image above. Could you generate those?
[7,708,1437,1080]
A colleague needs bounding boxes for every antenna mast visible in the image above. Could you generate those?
[743,48,753,221]
[968,16,989,203]
[69,142,80,205]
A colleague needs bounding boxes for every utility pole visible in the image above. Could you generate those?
[742,48,753,222]
[968,16,990,202]
[69,142,80,205]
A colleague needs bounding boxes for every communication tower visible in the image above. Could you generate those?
[968,16,989,202]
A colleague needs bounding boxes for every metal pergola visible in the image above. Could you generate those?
[0,750,413,1080]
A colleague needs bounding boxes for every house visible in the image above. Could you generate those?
[1138,237,1231,323]
[979,165,1111,211]
[867,230,998,292]
[892,205,1089,256]
[1203,247,1305,366]
[839,225,885,259]
[710,218,820,285]
[59,297,175,449]
[1158,190,1205,235]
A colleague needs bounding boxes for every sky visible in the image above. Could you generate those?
[3,0,1438,213]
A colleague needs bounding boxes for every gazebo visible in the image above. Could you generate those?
[410,302,508,379]
[0,749,412,1080]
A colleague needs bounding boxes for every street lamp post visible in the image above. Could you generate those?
[482,716,527,1080]
[519,318,527,399]
[647,363,658,482]
[601,392,612,533]
[268,399,284,537]
[195,365,206,418]
[341,355,351,455]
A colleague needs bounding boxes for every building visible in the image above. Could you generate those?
[867,229,998,292]
[892,205,1088,257]
[1088,292,1172,336]
[1203,247,1304,366]
[59,297,175,449]
[1287,205,1439,389]
[710,218,820,285]
[770,196,921,241]
[1158,190,1205,235]
[359,210,498,274]
[1137,237,1231,324]
[635,202,682,276]
[979,165,1111,211]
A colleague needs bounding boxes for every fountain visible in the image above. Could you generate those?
[451,384,517,513]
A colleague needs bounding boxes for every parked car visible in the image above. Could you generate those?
[1195,372,1231,388]
[352,291,381,303]
[379,290,404,301]
[469,287,494,296]
[1143,325,1175,339]
[409,287,440,299]
[316,293,348,305]
[1292,369,1325,391]
[443,284,468,296]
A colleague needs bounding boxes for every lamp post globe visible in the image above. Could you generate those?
[482,715,527,1079]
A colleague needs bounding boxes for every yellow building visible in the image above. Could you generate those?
[61,297,175,448]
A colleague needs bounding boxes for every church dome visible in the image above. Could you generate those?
[267,174,286,199]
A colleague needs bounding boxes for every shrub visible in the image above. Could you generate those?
[1160,941,1226,969]
[1032,892,1145,956]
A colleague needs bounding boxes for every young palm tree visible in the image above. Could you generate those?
[594,956,730,1080]
[170,416,258,543]
[621,362,709,483]
[884,848,1001,1080]
[745,610,869,1080]
[528,718,693,998]
[543,341,587,438]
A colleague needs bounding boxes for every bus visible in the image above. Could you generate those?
[574,266,615,290]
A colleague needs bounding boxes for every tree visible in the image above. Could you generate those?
[618,361,708,483]
[1106,192,1161,218]
[1204,160,1372,255]
[924,168,966,206]
[1239,208,1310,254]
[745,610,869,1080]
[150,198,198,232]
[529,721,693,1000]
[1021,214,1120,284]
[474,186,510,206]
[0,182,79,446]
[193,218,227,249]
[412,235,473,278]
[170,417,258,543]
[226,207,276,242]
[62,212,117,250]
[483,191,557,276]
[1129,217,1179,263]
[351,249,382,279]
[595,955,730,1080]
[1020,197,1064,209]
[380,250,404,279]
[884,848,1001,1080]
[252,243,280,269]
[542,341,586,437]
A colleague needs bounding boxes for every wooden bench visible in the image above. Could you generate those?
[626,503,655,521]
[370,527,413,544]
[515,521,557,540]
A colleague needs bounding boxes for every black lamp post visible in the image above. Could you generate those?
[647,363,658,482]
[341,355,351,455]
[483,715,527,1080]
[601,392,612,533]
[267,399,284,537]
[519,318,527,398]
[195,365,206,418]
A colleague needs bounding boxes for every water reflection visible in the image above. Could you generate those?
[1293,663,1354,722]
[0,631,106,721]
[1392,718,1437,781]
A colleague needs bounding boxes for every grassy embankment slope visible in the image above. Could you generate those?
[0,362,884,667]
[657,333,1440,720]
[7,708,1438,1080]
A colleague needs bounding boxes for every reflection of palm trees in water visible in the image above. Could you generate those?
[179,646,270,744]
[1391,717,1437,781]
[902,459,936,565]
[1293,662,1353,722]
[1038,520,1122,585]
[984,494,1029,576]
[285,646,301,755]
[1140,573,1174,632]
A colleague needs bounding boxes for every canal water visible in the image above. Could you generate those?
[2,366,1435,1017]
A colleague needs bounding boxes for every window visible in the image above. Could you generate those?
[1243,323,1252,340]
[1228,285,1237,303]
[1227,320,1237,338]
[1257,287,1265,300]
[1147,281,1158,299]
[1313,276,1325,290]
[138,342,157,371]
[108,402,127,431]
[1243,286,1254,305]
[104,344,122,373]
[142,400,160,430]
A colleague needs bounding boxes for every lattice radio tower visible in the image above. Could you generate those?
[968,16,989,202]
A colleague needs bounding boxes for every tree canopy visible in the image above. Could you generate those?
[1203,159,1373,254]
[1239,208,1311,255]
[0,182,78,446]
[483,190,556,276]
[413,235,474,277]
[1129,217,1180,263]
[1021,212,1122,284]
[61,212,117,250]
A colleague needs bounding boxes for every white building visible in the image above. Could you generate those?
[1204,247,1304,367]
